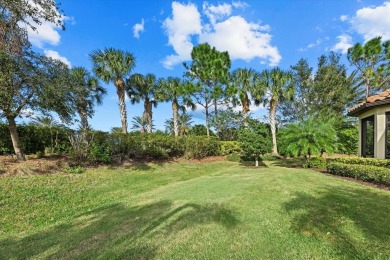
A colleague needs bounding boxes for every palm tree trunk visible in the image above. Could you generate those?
[7,116,25,161]
[115,78,128,134]
[172,99,179,137]
[269,98,278,156]
[242,93,250,128]
[144,99,152,134]
[80,109,89,132]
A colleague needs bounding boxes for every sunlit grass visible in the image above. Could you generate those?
[0,160,389,259]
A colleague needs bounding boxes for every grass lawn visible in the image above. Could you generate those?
[1,160,389,259]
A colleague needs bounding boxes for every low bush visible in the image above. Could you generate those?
[220,141,241,155]
[303,157,326,168]
[185,136,220,159]
[226,152,240,162]
[327,162,390,186]
[329,157,390,168]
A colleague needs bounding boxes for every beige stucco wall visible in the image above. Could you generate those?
[358,106,390,159]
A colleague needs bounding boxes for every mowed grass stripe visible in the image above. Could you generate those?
[0,161,389,259]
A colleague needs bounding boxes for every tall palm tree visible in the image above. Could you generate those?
[127,73,159,133]
[158,77,195,137]
[230,68,260,127]
[90,48,135,134]
[255,68,294,155]
[69,67,106,131]
[165,112,194,136]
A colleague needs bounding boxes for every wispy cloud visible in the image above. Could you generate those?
[133,19,145,39]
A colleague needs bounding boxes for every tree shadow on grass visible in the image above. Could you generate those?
[0,200,239,259]
[283,187,390,258]
[271,157,305,168]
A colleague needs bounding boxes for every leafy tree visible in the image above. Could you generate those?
[255,68,294,155]
[90,48,135,133]
[69,67,106,131]
[210,108,245,141]
[157,77,195,137]
[189,124,214,136]
[30,115,61,127]
[347,37,390,98]
[280,54,361,123]
[165,112,193,136]
[127,73,159,133]
[282,117,337,167]
[184,43,231,136]
[238,120,272,167]
[230,68,259,126]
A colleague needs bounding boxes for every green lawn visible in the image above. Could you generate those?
[1,160,389,259]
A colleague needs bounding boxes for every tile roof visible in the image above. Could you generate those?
[348,89,390,116]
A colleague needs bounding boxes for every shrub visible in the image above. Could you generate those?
[220,141,242,155]
[226,153,240,162]
[327,162,390,186]
[329,157,390,168]
[303,157,326,168]
[64,165,85,174]
[185,136,220,159]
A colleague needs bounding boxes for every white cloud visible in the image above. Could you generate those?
[44,50,71,67]
[162,1,281,68]
[200,16,280,66]
[162,2,202,69]
[340,15,348,22]
[350,1,390,41]
[232,1,249,9]
[331,35,353,54]
[203,2,232,24]
[133,19,145,39]
[24,20,61,48]
[298,39,322,52]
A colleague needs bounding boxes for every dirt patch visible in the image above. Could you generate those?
[0,155,66,177]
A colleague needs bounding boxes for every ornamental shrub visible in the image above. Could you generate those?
[327,162,390,186]
[329,157,390,168]
[185,136,220,159]
[220,141,242,155]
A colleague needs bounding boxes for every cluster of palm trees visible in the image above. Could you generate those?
[71,47,294,155]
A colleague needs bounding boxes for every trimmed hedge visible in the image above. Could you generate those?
[329,157,390,168]
[185,136,220,159]
[327,162,390,186]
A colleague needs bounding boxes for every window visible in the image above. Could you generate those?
[361,116,374,157]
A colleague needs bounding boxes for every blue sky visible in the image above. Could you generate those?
[24,0,390,131]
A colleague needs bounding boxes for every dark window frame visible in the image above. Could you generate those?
[361,115,375,158]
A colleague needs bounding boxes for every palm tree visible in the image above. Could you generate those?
[131,114,153,132]
[90,48,135,134]
[255,68,294,155]
[282,117,337,167]
[230,68,259,127]
[30,115,61,127]
[69,67,106,131]
[127,73,159,133]
[165,112,194,136]
[158,77,195,137]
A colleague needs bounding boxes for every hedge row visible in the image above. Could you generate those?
[328,157,390,168]
[327,162,390,186]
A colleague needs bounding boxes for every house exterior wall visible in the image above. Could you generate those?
[358,106,390,159]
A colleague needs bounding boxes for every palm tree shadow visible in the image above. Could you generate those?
[0,201,239,259]
[283,187,390,258]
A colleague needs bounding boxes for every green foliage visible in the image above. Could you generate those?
[188,124,214,136]
[329,157,390,167]
[0,123,70,155]
[336,126,358,155]
[281,117,337,167]
[347,37,390,97]
[327,162,390,186]
[220,141,242,155]
[238,121,272,164]
[210,108,244,141]
[303,157,326,169]
[184,136,221,159]
[226,152,241,162]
